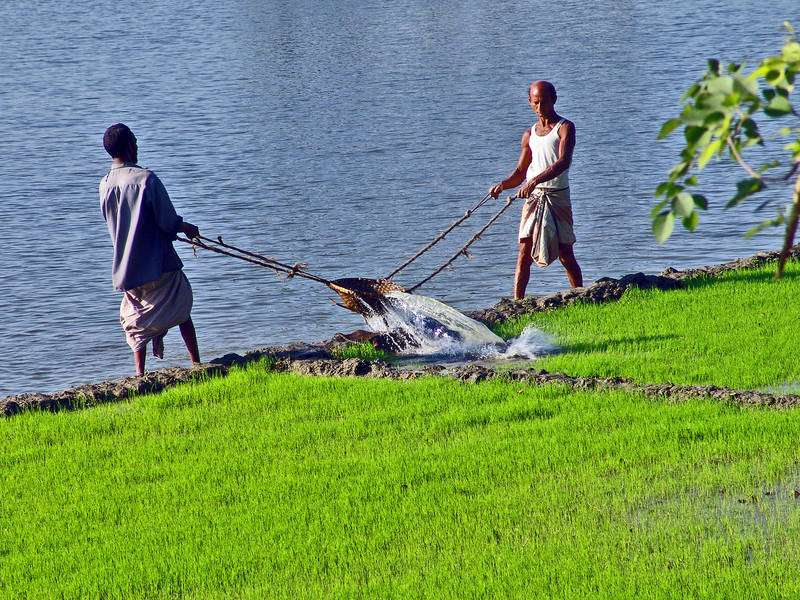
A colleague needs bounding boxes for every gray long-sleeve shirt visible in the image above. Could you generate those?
[100,162,184,291]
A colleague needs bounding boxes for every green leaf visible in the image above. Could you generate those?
[658,119,683,139]
[682,107,716,126]
[683,211,700,231]
[702,111,726,127]
[706,76,734,95]
[765,68,783,84]
[668,161,691,179]
[733,74,760,98]
[783,41,800,62]
[767,68,793,90]
[696,92,728,111]
[745,212,788,238]
[673,192,695,217]
[726,178,765,208]
[697,139,722,169]
[784,140,800,158]
[650,199,668,218]
[765,94,794,116]
[692,194,708,210]
[681,83,701,102]
[756,159,780,173]
[654,181,682,198]
[707,59,721,75]
[685,126,712,150]
[743,137,762,149]
[751,64,768,80]
[721,93,740,108]
[741,118,760,139]
[763,57,786,68]
[653,211,676,244]
[744,223,765,238]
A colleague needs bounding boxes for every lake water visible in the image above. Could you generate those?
[1,1,798,398]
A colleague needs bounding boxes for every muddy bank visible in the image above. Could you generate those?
[278,359,800,409]
[3,246,800,416]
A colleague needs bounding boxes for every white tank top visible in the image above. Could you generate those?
[526,118,569,189]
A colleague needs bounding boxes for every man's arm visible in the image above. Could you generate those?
[147,173,183,238]
[489,129,533,198]
[147,172,199,239]
[517,120,575,198]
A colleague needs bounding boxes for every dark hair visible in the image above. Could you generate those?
[103,123,135,158]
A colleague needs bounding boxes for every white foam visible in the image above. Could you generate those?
[485,324,558,360]
[362,291,556,360]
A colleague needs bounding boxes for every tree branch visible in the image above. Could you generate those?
[782,161,800,182]
[776,171,800,278]
[725,136,762,180]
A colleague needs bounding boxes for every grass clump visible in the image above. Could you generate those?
[495,260,800,389]
[2,360,800,598]
[329,340,389,361]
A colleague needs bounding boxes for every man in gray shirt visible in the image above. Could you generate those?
[100,123,200,375]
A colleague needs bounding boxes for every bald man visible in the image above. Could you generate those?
[489,81,583,299]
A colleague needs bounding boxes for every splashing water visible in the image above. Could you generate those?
[492,324,558,360]
[365,291,502,354]
[362,291,557,360]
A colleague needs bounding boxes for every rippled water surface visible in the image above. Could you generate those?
[1,1,798,397]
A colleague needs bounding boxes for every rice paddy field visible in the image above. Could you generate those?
[2,262,799,599]
[495,261,800,390]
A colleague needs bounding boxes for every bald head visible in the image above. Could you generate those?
[529,80,556,101]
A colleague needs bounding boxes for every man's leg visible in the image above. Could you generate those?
[179,317,201,364]
[514,238,534,300]
[558,243,583,288]
[134,347,147,376]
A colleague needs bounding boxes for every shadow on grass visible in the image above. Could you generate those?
[555,333,680,355]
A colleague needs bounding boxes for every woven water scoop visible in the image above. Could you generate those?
[326,277,406,315]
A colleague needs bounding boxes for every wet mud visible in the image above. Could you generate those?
[4,246,800,416]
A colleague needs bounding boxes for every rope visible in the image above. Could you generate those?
[385,193,492,280]
[177,235,332,285]
[406,196,516,293]
[176,190,513,297]
[195,234,327,282]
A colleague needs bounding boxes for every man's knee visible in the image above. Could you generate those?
[518,239,533,261]
[558,243,576,262]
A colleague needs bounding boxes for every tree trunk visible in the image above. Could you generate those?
[776,171,800,279]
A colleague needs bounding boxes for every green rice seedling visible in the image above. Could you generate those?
[329,340,389,361]
[495,260,800,389]
[2,359,800,598]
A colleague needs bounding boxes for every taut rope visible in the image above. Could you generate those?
[177,234,331,285]
[406,196,516,293]
[176,234,406,316]
[385,193,492,280]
